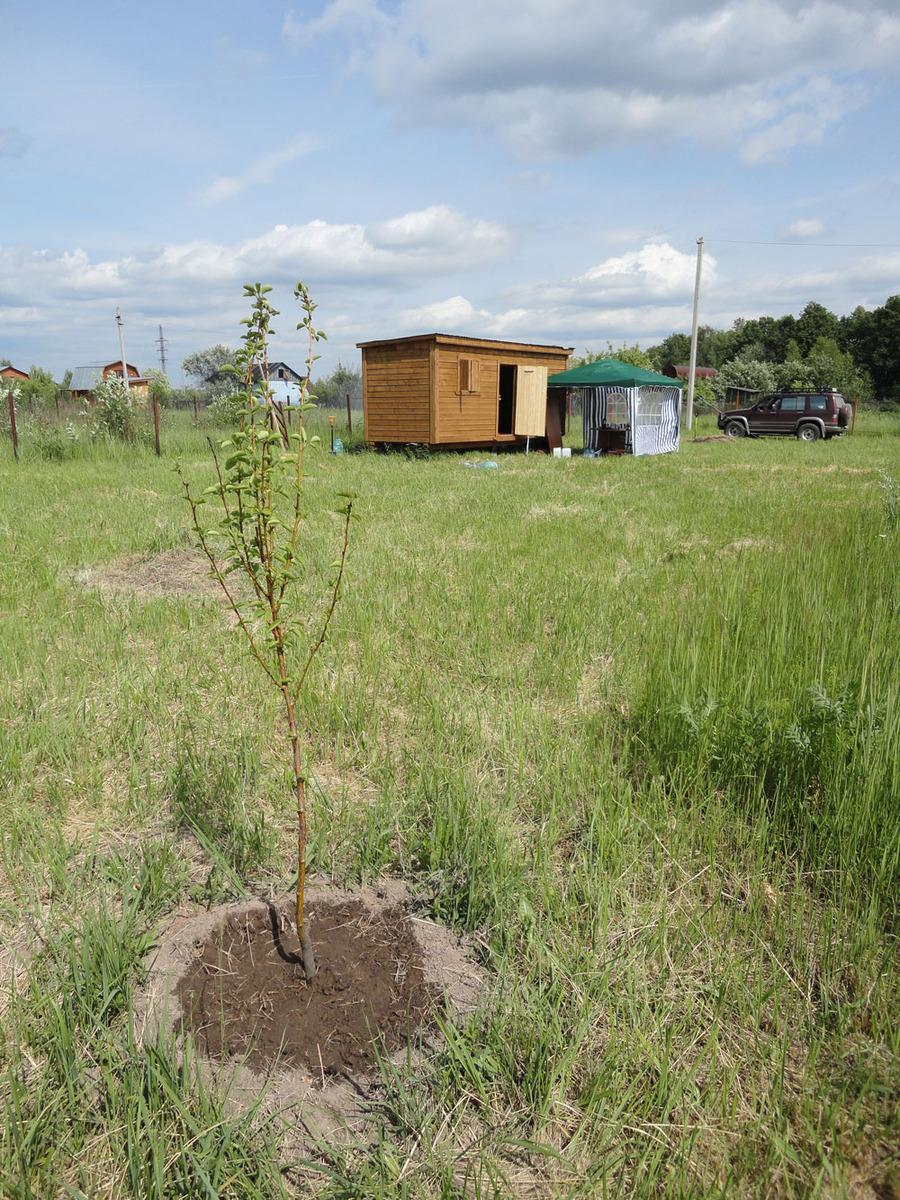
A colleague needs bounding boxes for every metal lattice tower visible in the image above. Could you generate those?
[156,325,169,376]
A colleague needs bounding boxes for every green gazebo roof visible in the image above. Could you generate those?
[548,358,683,389]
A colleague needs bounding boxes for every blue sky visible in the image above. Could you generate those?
[2,0,899,380]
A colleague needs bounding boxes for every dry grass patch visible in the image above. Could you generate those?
[76,549,224,604]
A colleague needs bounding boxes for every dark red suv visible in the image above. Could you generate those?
[718,391,852,441]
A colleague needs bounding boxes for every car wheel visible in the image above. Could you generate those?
[796,424,821,442]
[724,420,746,438]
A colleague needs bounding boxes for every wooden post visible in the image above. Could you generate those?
[685,235,704,433]
[192,393,199,422]
[329,412,335,453]
[345,392,352,436]
[152,391,161,456]
[851,395,859,434]
[7,388,19,462]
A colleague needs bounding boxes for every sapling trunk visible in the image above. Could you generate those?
[180,281,352,982]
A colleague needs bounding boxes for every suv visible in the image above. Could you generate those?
[718,391,851,441]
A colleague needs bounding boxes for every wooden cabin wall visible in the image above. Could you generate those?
[363,341,431,443]
[434,345,569,443]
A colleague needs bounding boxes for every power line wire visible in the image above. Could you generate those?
[706,238,900,248]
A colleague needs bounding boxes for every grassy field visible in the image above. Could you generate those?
[0,408,898,1198]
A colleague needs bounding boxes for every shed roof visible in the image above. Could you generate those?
[357,333,573,354]
[665,363,717,380]
[69,365,104,392]
[1,365,30,380]
[549,358,684,389]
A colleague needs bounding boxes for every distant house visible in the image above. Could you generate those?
[69,361,149,403]
[1,365,30,382]
[253,361,303,384]
[663,364,718,381]
[255,379,302,407]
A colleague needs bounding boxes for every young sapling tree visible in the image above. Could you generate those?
[179,282,352,982]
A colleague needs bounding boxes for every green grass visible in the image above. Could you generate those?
[1,409,898,1197]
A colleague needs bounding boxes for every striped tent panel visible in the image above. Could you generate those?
[632,386,680,456]
[582,384,680,456]
[582,386,636,452]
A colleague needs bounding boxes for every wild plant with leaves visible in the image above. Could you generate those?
[179,282,352,982]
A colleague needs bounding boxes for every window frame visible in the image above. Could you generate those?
[458,357,480,395]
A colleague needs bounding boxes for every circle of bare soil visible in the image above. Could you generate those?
[136,880,484,1147]
[177,896,439,1077]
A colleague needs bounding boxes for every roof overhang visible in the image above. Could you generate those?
[356,332,574,354]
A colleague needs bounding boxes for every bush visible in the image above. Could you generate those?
[207,389,248,425]
[29,418,81,461]
[88,378,143,442]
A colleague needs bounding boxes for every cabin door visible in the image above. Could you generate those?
[514,365,548,438]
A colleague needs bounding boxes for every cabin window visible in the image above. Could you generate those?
[498,364,516,435]
[277,368,285,379]
[459,357,479,394]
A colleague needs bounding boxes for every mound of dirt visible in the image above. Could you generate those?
[177,896,439,1077]
[136,879,484,1145]
[77,549,222,602]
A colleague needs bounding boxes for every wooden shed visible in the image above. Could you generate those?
[357,334,573,450]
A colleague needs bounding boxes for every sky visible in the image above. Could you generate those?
[2,0,899,381]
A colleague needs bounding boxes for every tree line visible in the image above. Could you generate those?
[645,296,900,405]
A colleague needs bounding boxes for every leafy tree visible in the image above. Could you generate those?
[182,345,238,397]
[573,342,654,370]
[711,356,777,404]
[731,315,797,363]
[310,361,362,408]
[803,336,872,399]
[146,369,172,408]
[648,332,690,371]
[794,302,840,355]
[19,367,58,411]
[841,296,900,400]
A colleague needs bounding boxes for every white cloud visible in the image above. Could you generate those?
[0,206,512,371]
[198,138,319,204]
[392,241,717,341]
[785,217,826,238]
[283,0,900,160]
[0,206,510,307]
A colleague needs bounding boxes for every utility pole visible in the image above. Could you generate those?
[156,324,169,376]
[685,236,704,433]
[115,306,131,391]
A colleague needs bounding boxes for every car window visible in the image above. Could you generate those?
[781,395,805,412]
[809,395,829,412]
